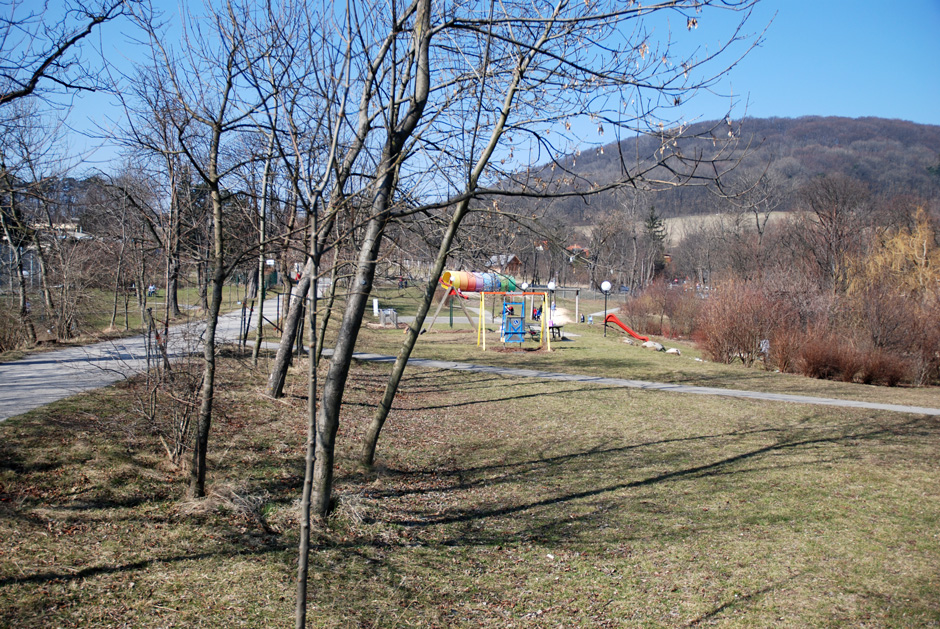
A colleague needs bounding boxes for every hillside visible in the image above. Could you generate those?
[531,116,940,224]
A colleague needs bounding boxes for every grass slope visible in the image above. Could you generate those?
[0,327,938,627]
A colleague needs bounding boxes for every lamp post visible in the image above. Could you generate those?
[601,280,611,337]
[547,280,556,324]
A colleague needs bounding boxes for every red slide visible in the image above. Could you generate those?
[604,314,649,342]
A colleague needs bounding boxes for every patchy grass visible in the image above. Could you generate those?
[354,319,940,411]
[2,345,939,627]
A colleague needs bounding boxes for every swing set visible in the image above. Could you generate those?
[422,280,552,350]
[476,291,552,351]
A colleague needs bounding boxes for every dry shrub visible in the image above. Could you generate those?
[619,294,655,334]
[797,334,912,386]
[858,350,912,387]
[909,301,940,385]
[698,282,794,366]
[129,356,203,468]
[663,287,702,338]
[797,333,846,381]
[619,283,702,338]
[0,304,25,352]
[767,323,804,373]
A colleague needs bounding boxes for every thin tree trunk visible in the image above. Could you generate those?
[10,247,36,346]
[0,176,36,346]
[360,2,552,466]
[312,213,386,518]
[267,267,311,397]
[190,186,225,499]
[32,235,55,315]
[314,258,340,364]
[166,204,182,317]
[198,258,209,311]
[109,225,128,330]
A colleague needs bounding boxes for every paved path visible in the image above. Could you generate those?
[347,352,940,417]
[0,299,278,422]
[3,308,938,423]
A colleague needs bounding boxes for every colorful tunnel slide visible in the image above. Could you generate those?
[604,314,649,342]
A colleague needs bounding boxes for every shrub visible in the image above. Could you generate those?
[0,304,26,353]
[797,334,846,381]
[859,350,911,387]
[619,293,656,335]
[663,287,702,338]
[909,302,940,386]
[767,323,804,373]
[697,281,795,367]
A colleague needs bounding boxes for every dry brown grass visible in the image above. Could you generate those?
[1,345,938,627]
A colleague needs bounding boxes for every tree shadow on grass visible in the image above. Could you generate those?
[684,574,803,627]
[371,414,936,531]
[0,543,289,589]
[369,425,791,498]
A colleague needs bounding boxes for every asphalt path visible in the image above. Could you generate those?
[2,302,938,422]
[0,299,278,422]
[345,352,940,417]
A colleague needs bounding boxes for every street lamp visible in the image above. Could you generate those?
[547,281,556,323]
[601,280,611,337]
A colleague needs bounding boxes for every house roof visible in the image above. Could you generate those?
[488,254,521,267]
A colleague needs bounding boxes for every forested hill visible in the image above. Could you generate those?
[534,116,940,224]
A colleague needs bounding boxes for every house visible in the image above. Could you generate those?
[566,244,591,264]
[487,254,523,276]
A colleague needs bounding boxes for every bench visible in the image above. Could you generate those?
[549,324,564,340]
[527,325,541,340]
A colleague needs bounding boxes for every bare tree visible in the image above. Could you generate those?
[797,173,871,292]
[353,0,761,472]
[0,0,126,106]
[124,0,281,498]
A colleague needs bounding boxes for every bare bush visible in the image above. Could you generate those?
[619,294,654,335]
[766,322,803,373]
[909,302,940,386]
[797,332,849,381]
[698,282,796,367]
[857,350,910,386]
[130,358,203,468]
[0,302,25,352]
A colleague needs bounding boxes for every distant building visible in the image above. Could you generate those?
[566,244,590,264]
[487,254,523,276]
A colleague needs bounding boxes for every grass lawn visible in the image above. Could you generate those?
[1,321,938,627]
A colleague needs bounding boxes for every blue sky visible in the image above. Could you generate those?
[65,0,940,171]
[685,0,940,125]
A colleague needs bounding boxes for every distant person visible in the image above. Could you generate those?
[580,313,585,323]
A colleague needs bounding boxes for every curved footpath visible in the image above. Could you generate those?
[2,314,938,422]
[0,299,278,422]
[345,351,940,417]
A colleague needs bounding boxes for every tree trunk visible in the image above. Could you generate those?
[360,3,549,466]
[32,234,55,316]
[314,259,340,365]
[312,213,386,518]
[11,247,36,346]
[190,187,225,499]
[266,266,312,397]
[197,259,209,311]
[167,255,181,317]
[360,214,458,465]
[0,178,36,346]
